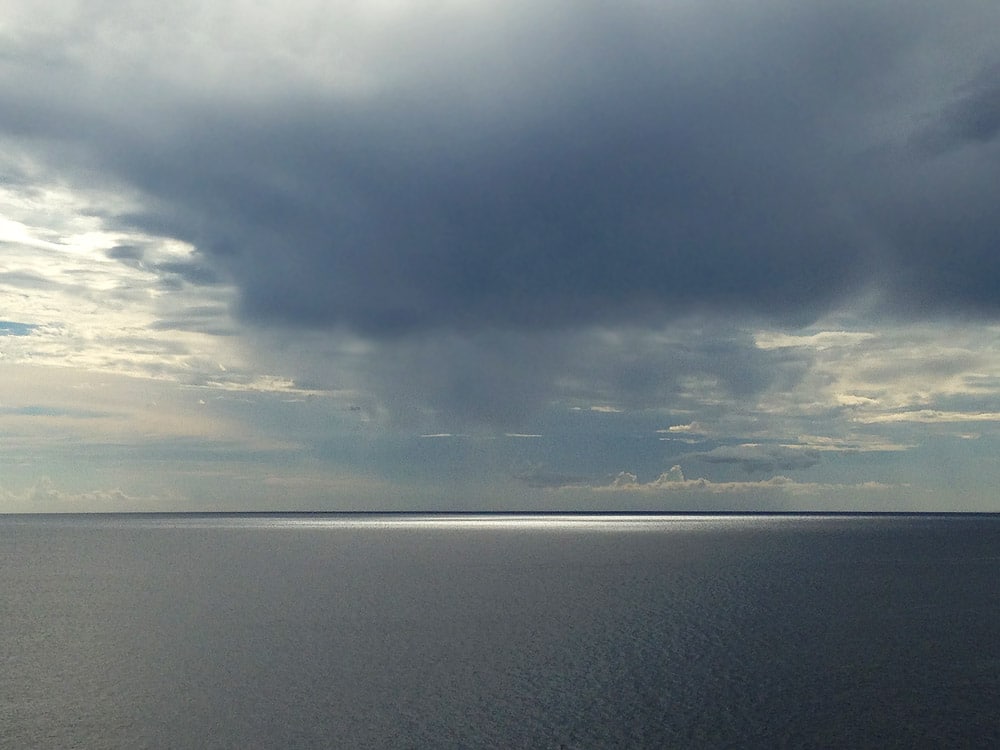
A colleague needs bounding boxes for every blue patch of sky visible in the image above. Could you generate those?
[0,321,36,336]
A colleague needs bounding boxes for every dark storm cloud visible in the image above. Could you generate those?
[175,69,859,333]
[917,63,1000,153]
[5,1,1000,433]
[8,1,999,338]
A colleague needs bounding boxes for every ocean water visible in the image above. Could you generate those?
[2,513,999,748]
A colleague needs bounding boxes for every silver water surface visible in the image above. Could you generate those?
[2,514,1000,748]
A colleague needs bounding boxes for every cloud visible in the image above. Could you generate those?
[915,63,1000,153]
[655,422,712,446]
[604,471,798,494]
[578,465,899,497]
[106,244,144,262]
[855,410,1000,425]
[753,331,878,351]
[153,261,224,287]
[791,434,913,453]
[752,321,1000,427]
[5,0,1000,502]
[0,478,173,513]
[355,330,573,428]
[245,321,801,430]
[4,0,1000,346]
[691,444,822,473]
[661,422,705,434]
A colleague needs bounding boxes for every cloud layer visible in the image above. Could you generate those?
[4,2,1000,510]
[4,1,1000,341]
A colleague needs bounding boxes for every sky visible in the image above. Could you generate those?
[2,0,1000,512]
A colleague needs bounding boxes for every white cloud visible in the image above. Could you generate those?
[0,478,177,513]
[610,471,638,488]
[585,467,900,497]
[789,434,913,452]
[835,394,879,407]
[652,465,686,484]
[658,421,709,435]
[751,320,1000,444]
[855,410,1000,424]
[753,330,877,350]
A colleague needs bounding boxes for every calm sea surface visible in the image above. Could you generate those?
[2,513,999,748]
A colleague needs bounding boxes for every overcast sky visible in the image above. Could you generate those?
[3,1,1000,511]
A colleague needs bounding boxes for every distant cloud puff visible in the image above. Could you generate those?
[659,422,709,435]
[0,479,165,512]
[582,466,899,496]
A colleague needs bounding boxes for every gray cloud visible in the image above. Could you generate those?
[5,1,1000,438]
[917,63,1000,153]
[5,1,1000,340]
[0,270,60,291]
[251,322,804,430]
[357,332,567,428]
[692,444,821,474]
[108,246,225,287]
[149,303,236,336]
[154,261,223,287]
[106,245,144,262]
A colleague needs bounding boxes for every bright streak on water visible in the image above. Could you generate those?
[14,512,905,531]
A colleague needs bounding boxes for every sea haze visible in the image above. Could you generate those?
[3,514,999,748]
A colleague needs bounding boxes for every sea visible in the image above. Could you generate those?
[2,513,999,749]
